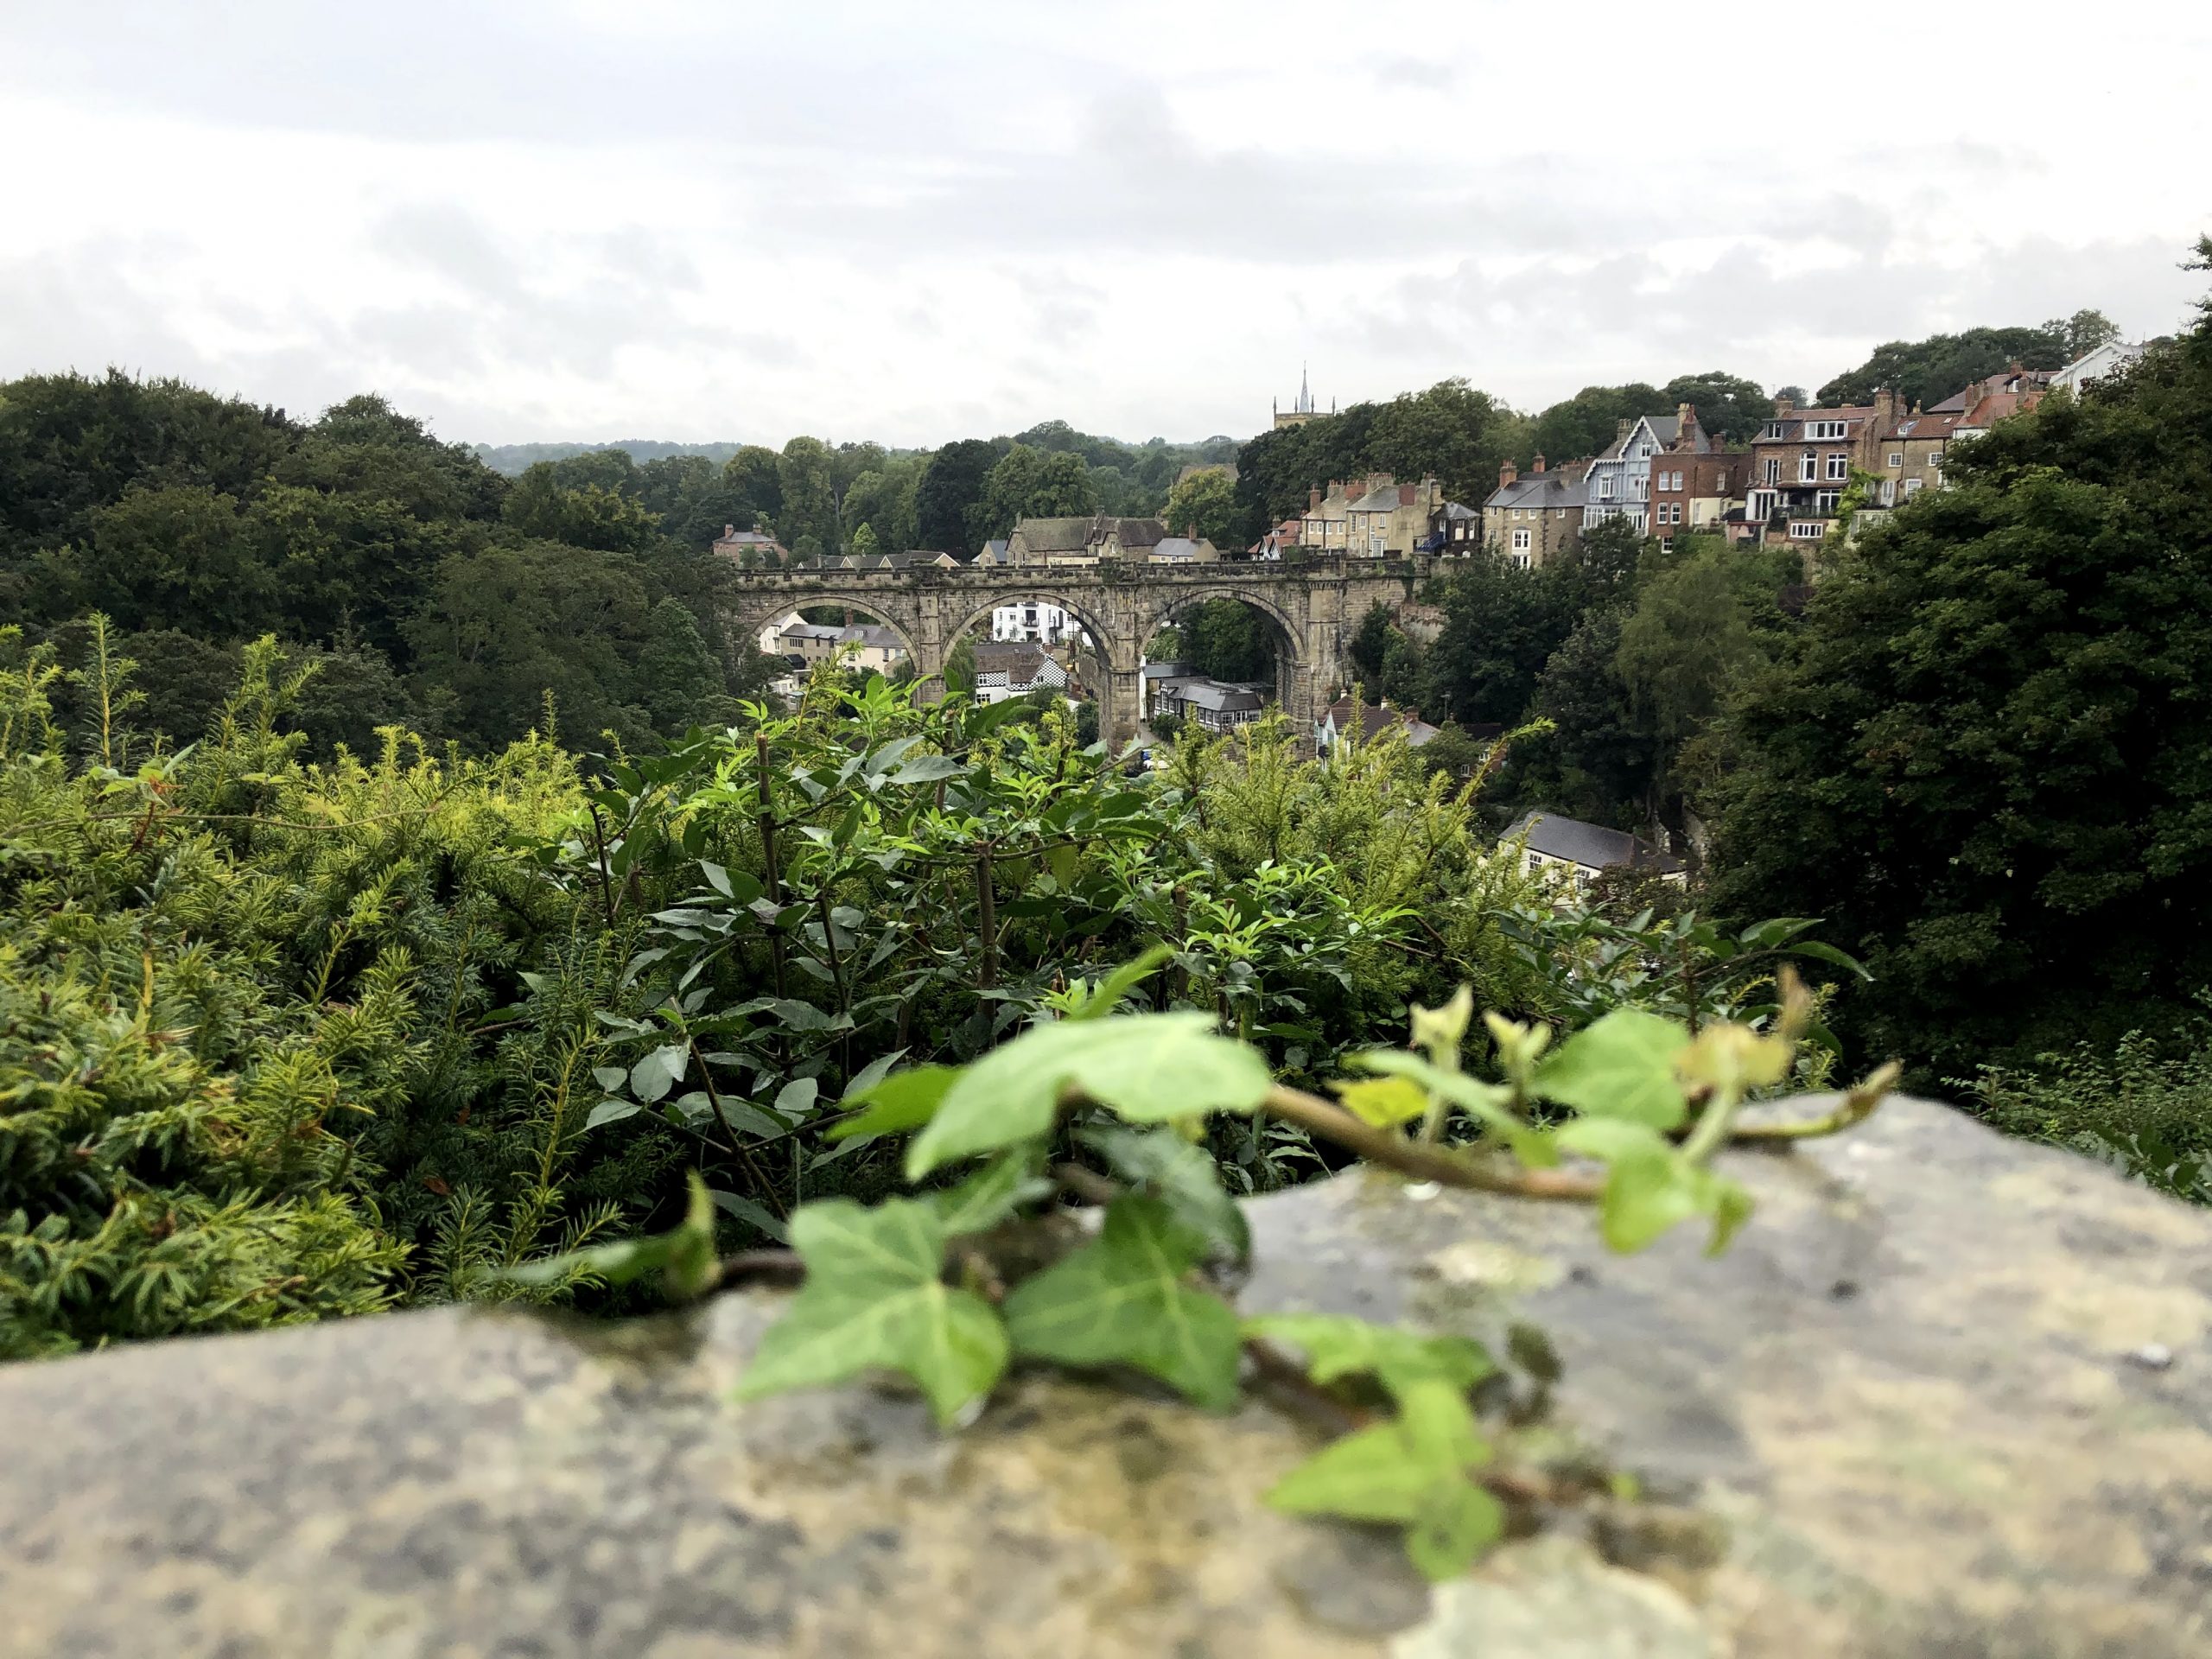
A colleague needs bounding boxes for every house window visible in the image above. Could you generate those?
[1826,454,1850,480]
[1509,551,1533,570]
[1789,521,1826,540]
[1716,471,1729,492]
[1511,527,1532,551]
[1904,477,1924,495]
[1761,422,1787,440]
[1887,451,1903,467]
[1815,490,1841,513]
[1598,476,1614,499]
[1807,420,1847,439]
[1748,490,1777,519]
[1763,459,1781,485]
[1929,448,1943,469]
[1799,453,1817,482]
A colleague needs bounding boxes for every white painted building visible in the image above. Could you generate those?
[991,600,1071,644]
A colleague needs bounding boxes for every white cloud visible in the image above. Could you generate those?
[0,1,2205,446]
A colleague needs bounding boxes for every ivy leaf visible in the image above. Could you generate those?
[906,1014,1269,1179]
[828,1064,958,1141]
[1001,1194,1241,1409]
[1265,1381,1503,1582]
[735,1198,1007,1427]
[1331,1075,1428,1128]
[1554,1119,1754,1255]
[1082,1124,1249,1266]
[1240,1313,1491,1396]
[1531,1009,1691,1128]
[1345,1052,1556,1166]
[933,1152,1049,1236]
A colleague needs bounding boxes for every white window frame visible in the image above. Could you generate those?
[1826,454,1850,480]
[1904,476,1924,495]
[1789,521,1826,541]
[1763,459,1782,485]
[1799,453,1817,482]
[1815,490,1841,514]
[1511,526,1532,551]
[1887,451,1903,468]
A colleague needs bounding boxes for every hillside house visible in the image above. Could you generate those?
[1483,457,1588,567]
[1503,810,1685,888]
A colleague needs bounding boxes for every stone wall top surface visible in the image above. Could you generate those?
[2,1096,2208,1658]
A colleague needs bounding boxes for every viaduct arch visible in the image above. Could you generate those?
[726,556,1429,745]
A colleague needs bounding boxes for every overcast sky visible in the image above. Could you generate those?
[3,1,2208,449]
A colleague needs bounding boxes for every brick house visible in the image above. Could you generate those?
[1646,405,1743,543]
[1736,391,1896,545]
[1483,455,1588,567]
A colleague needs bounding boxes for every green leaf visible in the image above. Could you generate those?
[775,1076,821,1118]
[497,1172,718,1300]
[700,859,734,896]
[1530,1009,1691,1128]
[888,754,965,785]
[631,1042,690,1104]
[1063,944,1173,1020]
[1554,1119,1754,1255]
[1781,938,1872,981]
[1331,1075,1429,1128]
[1240,1313,1491,1396]
[841,1047,908,1101]
[1265,1381,1503,1582]
[1346,1052,1555,1166]
[591,1065,630,1095]
[709,1189,789,1243]
[933,1153,1049,1236]
[585,1099,640,1129]
[735,1198,1007,1427]
[829,1064,958,1141]
[1001,1194,1241,1409]
[906,1014,1269,1179]
[1083,1124,1250,1265]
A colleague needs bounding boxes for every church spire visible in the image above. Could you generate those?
[1297,361,1313,415]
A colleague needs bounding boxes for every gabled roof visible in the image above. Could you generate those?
[1485,473,1590,511]
[1111,518,1167,548]
[1436,501,1480,520]
[1596,415,1686,463]
[1171,679,1265,714]
[837,624,905,652]
[1884,411,1965,441]
[1150,536,1208,560]
[1503,810,1681,874]
[1010,516,1096,553]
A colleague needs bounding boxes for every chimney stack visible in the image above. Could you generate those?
[1616,417,1633,440]
[1532,453,1547,474]
[723,524,735,538]
[1775,393,1796,416]
[1309,485,1322,509]
[1498,460,1519,490]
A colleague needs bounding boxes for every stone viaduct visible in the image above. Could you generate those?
[725,556,1434,744]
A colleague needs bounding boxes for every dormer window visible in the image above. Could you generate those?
[1761,423,1787,440]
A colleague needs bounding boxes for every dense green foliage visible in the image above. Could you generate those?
[0,375,771,757]
[1815,311,2117,409]
[1713,271,2209,1081]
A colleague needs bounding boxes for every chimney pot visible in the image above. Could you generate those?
[1499,460,1519,490]
[1309,485,1321,510]
[723,523,735,538]
[1533,453,1547,474]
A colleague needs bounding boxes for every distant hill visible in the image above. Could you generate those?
[471,440,747,476]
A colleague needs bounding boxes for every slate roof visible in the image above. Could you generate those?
[1437,501,1480,521]
[1112,518,1167,548]
[1150,537,1207,561]
[1882,412,1965,442]
[1012,517,1097,554]
[1143,660,1197,682]
[976,539,1011,566]
[1171,680,1265,715]
[1503,810,1682,874]
[780,622,844,643]
[1485,473,1590,512]
[837,625,905,653]
[1597,415,1687,461]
